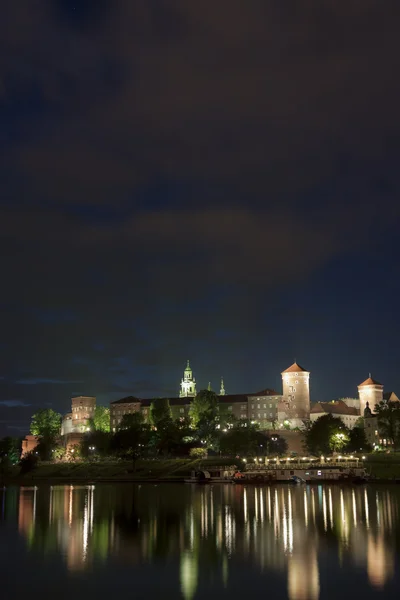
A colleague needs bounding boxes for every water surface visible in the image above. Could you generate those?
[1,483,399,599]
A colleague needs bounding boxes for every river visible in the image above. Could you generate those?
[0,483,399,599]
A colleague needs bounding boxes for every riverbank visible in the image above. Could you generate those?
[2,454,400,485]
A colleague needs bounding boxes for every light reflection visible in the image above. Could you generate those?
[7,483,399,598]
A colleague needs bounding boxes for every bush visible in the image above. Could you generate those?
[20,452,38,474]
[189,447,207,458]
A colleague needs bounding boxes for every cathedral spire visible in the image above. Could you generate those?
[207,381,212,391]
[179,360,196,398]
[220,377,226,396]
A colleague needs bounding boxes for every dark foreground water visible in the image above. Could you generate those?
[1,483,400,600]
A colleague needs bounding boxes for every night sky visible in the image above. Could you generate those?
[1,1,400,437]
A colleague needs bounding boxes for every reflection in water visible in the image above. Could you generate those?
[1,483,400,599]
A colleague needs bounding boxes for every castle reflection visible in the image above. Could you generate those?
[1,483,399,599]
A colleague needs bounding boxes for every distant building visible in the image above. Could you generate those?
[358,376,384,415]
[310,400,360,429]
[310,374,399,449]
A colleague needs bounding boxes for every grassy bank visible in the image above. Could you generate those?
[1,456,238,484]
[365,453,400,479]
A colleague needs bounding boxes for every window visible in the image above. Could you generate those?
[257,413,261,418]
[228,406,232,411]
[270,413,273,417]
[269,403,272,408]
[263,404,266,409]
[180,408,184,413]
[251,413,255,418]
[241,413,246,419]
[257,404,260,409]
[289,386,293,393]
[264,413,267,418]
[251,404,254,409]
[241,404,247,410]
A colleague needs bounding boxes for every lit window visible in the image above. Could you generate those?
[257,404,260,409]
[241,413,246,419]
[251,413,255,418]
[263,413,267,418]
[251,404,254,409]
[257,413,261,418]
[180,408,184,413]
[270,413,273,417]
[269,404,272,408]
[263,404,266,409]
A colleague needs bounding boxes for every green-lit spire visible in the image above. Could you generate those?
[185,360,191,372]
[220,377,225,396]
[207,381,212,391]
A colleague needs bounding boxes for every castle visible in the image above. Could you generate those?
[20,358,400,459]
[109,361,311,432]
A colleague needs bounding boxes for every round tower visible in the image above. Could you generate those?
[358,375,383,415]
[71,396,96,432]
[281,362,310,420]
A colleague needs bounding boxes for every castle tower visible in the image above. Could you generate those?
[358,375,383,415]
[219,377,226,396]
[281,362,310,420]
[179,360,197,398]
[71,396,96,432]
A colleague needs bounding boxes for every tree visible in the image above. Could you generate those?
[346,426,371,453]
[112,412,152,468]
[189,389,218,429]
[375,400,400,448]
[0,436,21,464]
[266,434,288,456]
[150,398,172,429]
[30,409,62,438]
[93,405,111,432]
[305,414,350,455]
[80,430,111,458]
[219,420,268,457]
[30,409,62,460]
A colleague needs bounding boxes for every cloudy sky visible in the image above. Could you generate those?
[1,0,400,436]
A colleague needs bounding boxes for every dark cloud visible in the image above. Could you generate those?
[1,1,400,435]
[0,400,30,408]
[15,378,83,385]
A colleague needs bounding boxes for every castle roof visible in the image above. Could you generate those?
[112,390,280,407]
[248,389,279,397]
[111,396,141,405]
[358,376,383,388]
[282,362,308,374]
[310,400,359,416]
[383,391,399,402]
